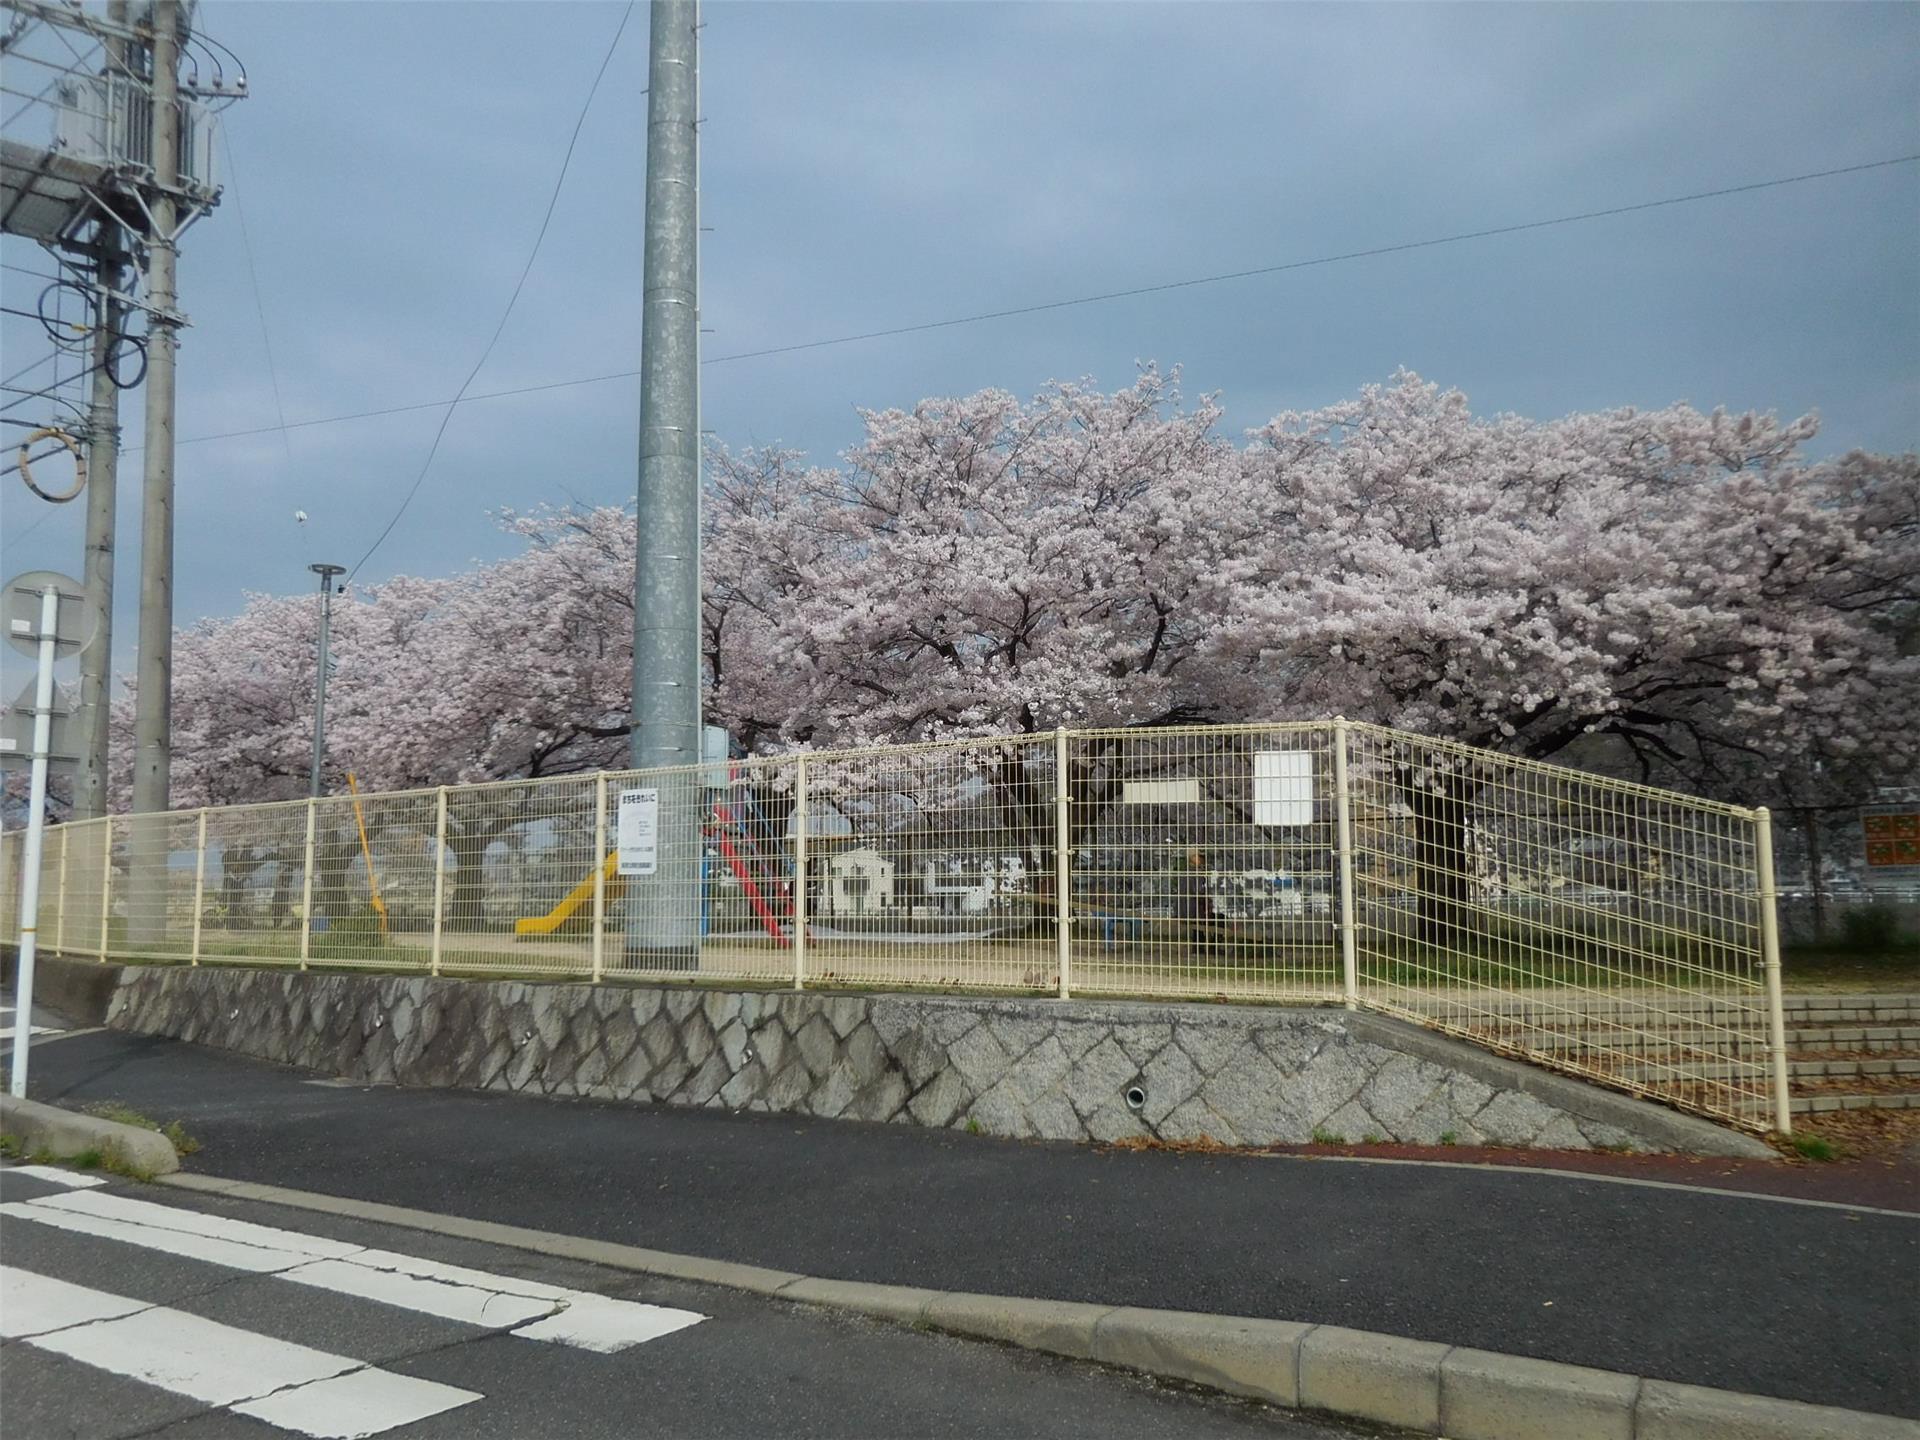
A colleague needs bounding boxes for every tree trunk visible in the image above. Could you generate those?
[447,822,498,931]
[1802,808,1827,945]
[1401,770,1474,949]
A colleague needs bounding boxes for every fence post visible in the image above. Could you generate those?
[54,824,68,954]
[429,787,448,978]
[1055,726,1071,1000]
[1754,807,1792,1135]
[792,755,808,991]
[590,774,608,984]
[189,809,209,965]
[1332,717,1359,1011]
[98,819,112,961]
[298,798,318,970]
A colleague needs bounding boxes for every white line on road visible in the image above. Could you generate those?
[0,1004,61,1036]
[2,1164,108,1189]
[2,1266,481,1439]
[3,1188,706,1351]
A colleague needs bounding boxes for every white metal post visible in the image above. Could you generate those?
[188,808,208,965]
[1754,807,1793,1135]
[54,823,69,954]
[1332,718,1359,1010]
[98,818,113,961]
[9,587,61,1096]
[429,787,448,978]
[298,798,318,970]
[590,775,608,984]
[1055,726,1072,1000]
[792,755,808,991]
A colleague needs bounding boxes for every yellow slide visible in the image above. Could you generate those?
[514,853,625,936]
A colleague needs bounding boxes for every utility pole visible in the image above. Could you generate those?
[73,0,131,822]
[628,0,701,968]
[126,0,182,941]
[308,563,345,798]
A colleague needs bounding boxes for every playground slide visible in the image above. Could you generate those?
[514,853,623,936]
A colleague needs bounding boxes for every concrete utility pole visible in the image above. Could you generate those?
[73,0,131,822]
[308,563,345,798]
[126,0,182,941]
[628,0,701,966]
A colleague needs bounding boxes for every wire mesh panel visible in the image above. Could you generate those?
[440,775,598,979]
[671,753,801,986]
[196,799,312,967]
[300,789,438,973]
[55,817,111,958]
[1344,724,1773,1127]
[1068,724,1342,1002]
[795,736,1058,993]
[0,827,22,941]
[114,810,200,961]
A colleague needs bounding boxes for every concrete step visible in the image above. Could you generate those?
[1791,1057,1920,1079]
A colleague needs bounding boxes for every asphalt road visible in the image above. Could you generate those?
[16,1026,1920,1420]
[0,1163,1384,1439]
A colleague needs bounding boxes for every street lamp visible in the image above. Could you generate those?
[308,563,346,798]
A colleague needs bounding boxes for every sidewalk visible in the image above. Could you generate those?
[15,1025,1920,1421]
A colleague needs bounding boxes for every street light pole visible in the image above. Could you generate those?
[308,563,345,799]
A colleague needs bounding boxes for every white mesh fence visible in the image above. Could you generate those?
[0,721,1789,1130]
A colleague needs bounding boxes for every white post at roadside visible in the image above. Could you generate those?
[590,774,608,984]
[1055,726,1072,1000]
[188,808,209,965]
[298,798,318,970]
[429,787,448,978]
[9,586,62,1097]
[792,755,808,991]
[1332,718,1359,1010]
[1754,807,1793,1135]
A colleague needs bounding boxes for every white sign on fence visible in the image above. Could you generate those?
[617,788,660,876]
[1253,750,1313,827]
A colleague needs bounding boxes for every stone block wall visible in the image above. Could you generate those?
[103,966,1771,1157]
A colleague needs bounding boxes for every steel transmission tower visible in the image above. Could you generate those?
[628,0,701,966]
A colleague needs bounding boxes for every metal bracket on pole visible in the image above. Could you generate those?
[429,787,448,978]
[298,798,317,970]
[792,755,808,992]
[1055,726,1071,1000]
[1332,718,1359,1010]
[1754,807,1793,1135]
[188,808,208,964]
[590,775,608,984]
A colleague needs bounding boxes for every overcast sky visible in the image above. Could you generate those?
[1,0,1916,691]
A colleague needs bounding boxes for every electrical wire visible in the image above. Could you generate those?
[221,125,296,474]
[702,154,1920,365]
[345,0,636,583]
[120,150,1919,463]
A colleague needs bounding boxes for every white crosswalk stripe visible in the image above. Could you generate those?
[2,1187,707,1351]
[0,1003,62,1037]
[0,1164,712,1437]
[3,1267,482,1439]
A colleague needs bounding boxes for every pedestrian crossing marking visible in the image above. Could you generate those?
[4,1185,707,1352]
[0,1003,61,1037]
[2,1266,481,1439]
[4,1164,106,1189]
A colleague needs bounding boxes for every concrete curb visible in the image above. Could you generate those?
[1,1094,179,1177]
[155,1172,1916,1439]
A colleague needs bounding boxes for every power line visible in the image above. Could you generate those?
[702,153,1920,364]
[346,0,636,583]
[129,150,1918,464]
[221,125,297,472]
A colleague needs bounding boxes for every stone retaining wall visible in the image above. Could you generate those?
[102,965,1771,1157]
